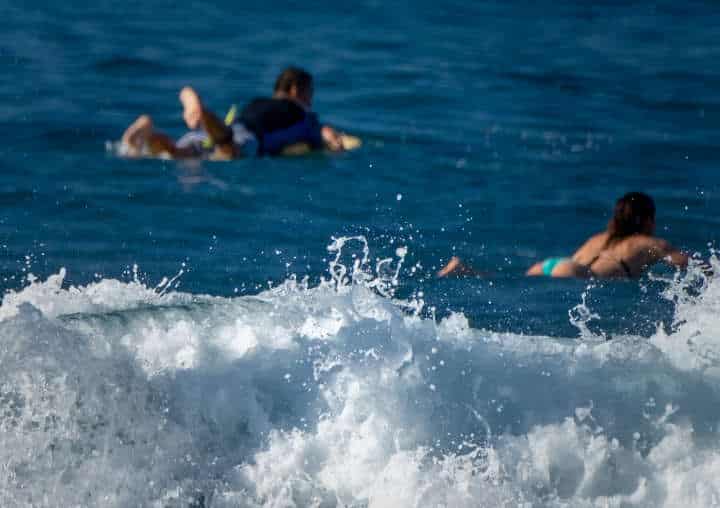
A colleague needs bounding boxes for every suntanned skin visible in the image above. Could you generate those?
[526,228,688,278]
[436,256,483,278]
[121,84,347,159]
[120,115,184,157]
[529,217,687,278]
[121,87,234,159]
[439,218,688,279]
[180,87,236,159]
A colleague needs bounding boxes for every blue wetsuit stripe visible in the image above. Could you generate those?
[261,114,322,155]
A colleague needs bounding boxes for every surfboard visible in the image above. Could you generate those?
[340,134,362,150]
[280,134,362,156]
[113,101,361,159]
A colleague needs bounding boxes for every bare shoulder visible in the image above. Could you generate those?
[631,235,688,268]
[587,232,609,247]
[626,235,676,261]
[572,232,608,261]
[632,235,670,252]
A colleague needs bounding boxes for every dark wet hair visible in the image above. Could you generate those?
[605,192,656,246]
[274,67,313,95]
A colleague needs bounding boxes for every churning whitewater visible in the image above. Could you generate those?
[1,240,719,507]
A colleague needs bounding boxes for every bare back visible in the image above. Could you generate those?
[571,232,687,278]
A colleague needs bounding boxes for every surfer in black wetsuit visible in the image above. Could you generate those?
[119,67,346,159]
[240,67,344,155]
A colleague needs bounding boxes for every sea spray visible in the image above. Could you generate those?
[1,241,720,506]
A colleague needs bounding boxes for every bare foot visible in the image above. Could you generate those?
[180,87,203,129]
[121,114,154,156]
[437,256,480,278]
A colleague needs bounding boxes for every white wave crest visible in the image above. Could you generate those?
[1,242,720,506]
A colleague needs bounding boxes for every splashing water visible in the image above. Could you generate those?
[568,286,605,342]
[1,240,720,506]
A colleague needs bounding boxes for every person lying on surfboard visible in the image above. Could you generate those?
[119,67,358,159]
[438,192,689,279]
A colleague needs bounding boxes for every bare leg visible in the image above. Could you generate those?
[180,87,236,159]
[437,256,485,278]
[121,115,155,157]
[526,262,544,276]
[121,114,196,158]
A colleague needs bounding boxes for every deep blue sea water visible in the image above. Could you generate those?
[3,0,720,336]
[2,1,720,506]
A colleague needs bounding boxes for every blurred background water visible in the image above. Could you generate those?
[2,0,719,337]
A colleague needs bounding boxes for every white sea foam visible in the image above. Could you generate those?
[1,242,720,506]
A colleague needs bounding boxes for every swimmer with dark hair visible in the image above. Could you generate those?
[120,67,354,159]
[439,192,688,279]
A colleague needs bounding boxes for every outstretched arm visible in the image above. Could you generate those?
[322,125,345,151]
[651,239,688,269]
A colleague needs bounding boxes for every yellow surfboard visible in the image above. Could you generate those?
[339,134,361,150]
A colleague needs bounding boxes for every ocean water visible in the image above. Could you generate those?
[2,0,720,506]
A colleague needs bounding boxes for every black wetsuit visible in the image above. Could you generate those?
[239,98,323,155]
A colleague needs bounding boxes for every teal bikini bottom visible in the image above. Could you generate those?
[541,257,570,276]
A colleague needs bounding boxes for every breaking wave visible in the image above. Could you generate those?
[1,238,719,507]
